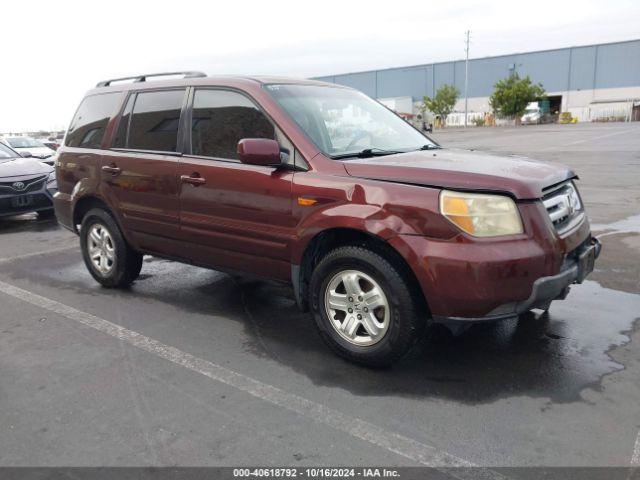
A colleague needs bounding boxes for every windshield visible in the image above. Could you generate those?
[265,84,436,158]
[6,137,46,148]
[0,142,20,161]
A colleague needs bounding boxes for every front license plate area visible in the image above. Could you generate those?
[11,195,33,208]
[576,244,596,283]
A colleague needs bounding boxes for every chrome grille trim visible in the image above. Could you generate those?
[0,175,48,194]
[542,181,583,233]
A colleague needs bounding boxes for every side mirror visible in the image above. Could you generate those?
[237,139,281,167]
[20,151,33,158]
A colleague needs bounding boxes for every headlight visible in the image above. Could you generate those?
[440,190,523,237]
[46,171,57,190]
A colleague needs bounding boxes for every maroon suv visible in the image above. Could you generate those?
[54,72,601,366]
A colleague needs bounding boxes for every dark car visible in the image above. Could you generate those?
[53,72,600,366]
[0,142,57,218]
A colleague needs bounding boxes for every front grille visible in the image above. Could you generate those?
[0,193,52,212]
[542,181,584,233]
[0,175,47,194]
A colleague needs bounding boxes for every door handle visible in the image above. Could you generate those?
[102,164,122,175]
[180,174,206,186]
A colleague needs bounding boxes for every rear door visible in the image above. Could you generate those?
[177,88,295,280]
[58,91,122,215]
[102,89,187,253]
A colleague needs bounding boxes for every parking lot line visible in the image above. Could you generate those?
[0,245,77,264]
[0,278,508,479]
[632,431,640,465]
[539,126,640,151]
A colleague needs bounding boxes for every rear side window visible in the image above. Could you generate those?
[191,89,275,160]
[127,90,185,152]
[112,94,135,148]
[66,93,121,148]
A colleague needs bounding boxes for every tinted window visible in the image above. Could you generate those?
[128,90,185,152]
[66,93,121,148]
[112,94,135,148]
[191,90,275,160]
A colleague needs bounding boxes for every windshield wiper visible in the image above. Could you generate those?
[417,144,441,150]
[330,148,404,160]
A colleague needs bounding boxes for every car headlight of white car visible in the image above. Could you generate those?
[440,190,523,237]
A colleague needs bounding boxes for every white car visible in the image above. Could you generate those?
[1,136,56,164]
[520,101,553,125]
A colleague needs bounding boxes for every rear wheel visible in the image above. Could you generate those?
[80,208,142,288]
[309,246,426,367]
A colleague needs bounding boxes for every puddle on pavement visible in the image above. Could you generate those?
[592,214,640,236]
[0,213,60,234]
[237,279,640,404]
[589,231,640,295]
[3,250,640,405]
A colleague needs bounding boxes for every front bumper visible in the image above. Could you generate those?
[0,180,56,217]
[433,236,601,323]
[388,200,598,323]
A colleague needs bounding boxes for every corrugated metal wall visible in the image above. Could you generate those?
[313,39,640,100]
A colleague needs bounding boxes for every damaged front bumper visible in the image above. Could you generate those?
[433,236,602,325]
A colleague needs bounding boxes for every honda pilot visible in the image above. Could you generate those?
[53,72,601,366]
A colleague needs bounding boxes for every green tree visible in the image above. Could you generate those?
[489,74,546,121]
[421,84,459,128]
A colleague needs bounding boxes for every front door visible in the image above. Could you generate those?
[177,88,295,280]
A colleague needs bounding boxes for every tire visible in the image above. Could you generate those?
[309,245,426,367]
[80,208,143,288]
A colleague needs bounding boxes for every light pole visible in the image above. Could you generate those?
[464,30,470,127]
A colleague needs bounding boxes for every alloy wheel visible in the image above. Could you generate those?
[324,269,390,346]
[87,223,116,275]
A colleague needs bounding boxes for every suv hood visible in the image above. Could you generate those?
[342,148,574,199]
[0,158,53,179]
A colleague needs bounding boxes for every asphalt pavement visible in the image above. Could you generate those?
[1,122,639,470]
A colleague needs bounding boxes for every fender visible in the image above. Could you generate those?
[290,173,457,266]
[70,179,138,249]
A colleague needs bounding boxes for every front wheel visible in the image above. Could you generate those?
[309,246,426,367]
[80,208,143,288]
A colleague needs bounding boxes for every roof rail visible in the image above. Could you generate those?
[96,71,207,87]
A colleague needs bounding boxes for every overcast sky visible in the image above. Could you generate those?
[1,0,638,132]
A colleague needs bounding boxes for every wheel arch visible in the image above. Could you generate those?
[73,196,109,230]
[72,195,136,248]
[293,227,428,315]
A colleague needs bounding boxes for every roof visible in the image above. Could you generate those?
[89,72,338,96]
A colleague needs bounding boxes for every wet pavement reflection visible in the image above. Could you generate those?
[234,277,640,404]
[0,212,59,234]
[4,242,639,406]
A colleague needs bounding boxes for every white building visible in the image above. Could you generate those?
[314,39,640,124]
